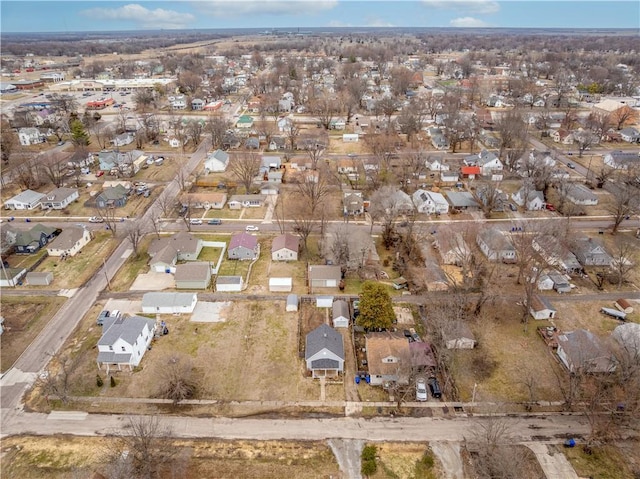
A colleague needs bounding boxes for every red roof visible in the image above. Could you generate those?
[461,166,481,175]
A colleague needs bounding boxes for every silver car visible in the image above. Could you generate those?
[416,378,428,401]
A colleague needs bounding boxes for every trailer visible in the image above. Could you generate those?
[601,307,626,321]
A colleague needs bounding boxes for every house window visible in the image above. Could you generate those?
[121,346,126,352]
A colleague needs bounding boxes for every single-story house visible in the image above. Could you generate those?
[305,323,345,378]
[308,265,342,291]
[148,232,203,272]
[464,150,503,176]
[433,232,471,266]
[174,262,211,290]
[269,277,292,292]
[620,127,640,143]
[570,236,612,267]
[4,189,45,210]
[476,228,516,263]
[529,295,557,320]
[332,300,350,328]
[557,329,616,373]
[365,331,411,386]
[441,172,459,183]
[180,192,227,210]
[216,276,244,292]
[537,274,555,291]
[236,115,254,129]
[0,267,27,287]
[111,132,135,147]
[96,315,156,373]
[260,182,280,195]
[228,194,266,209]
[95,185,129,209]
[26,271,54,286]
[446,191,480,210]
[286,294,299,312]
[566,183,599,206]
[141,292,198,314]
[228,233,259,260]
[548,271,572,293]
[426,157,450,172]
[40,187,79,210]
[343,192,365,216]
[271,234,299,261]
[14,224,59,254]
[443,321,477,350]
[532,236,582,274]
[46,226,92,257]
[204,149,230,172]
[412,189,449,215]
[603,151,639,170]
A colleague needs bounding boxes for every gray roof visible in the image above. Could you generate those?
[208,149,229,164]
[98,315,155,347]
[286,294,298,306]
[305,323,344,360]
[148,232,200,257]
[141,292,196,308]
[47,226,87,251]
[216,276,243,285]
[567,183,598,202]
[479,228,515,252]
[229,232,258,251]
[229,194,266,203]
[43,187,77,203]
[311,358,340,369]
[272,234,299,253]
[446,191,479,208]
[98,184,129,201]
[8,189,44,205]
[558,329,615,373]
[332,300,350,320]
[308,265,342,282]
[96,351,133,364]
[174,262,210,282]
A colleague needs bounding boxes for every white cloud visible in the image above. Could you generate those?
[450,16,490,27]
[365,18,395,27]
[81,4,195,29]
[193,0,338,17]
[423,0,500,14]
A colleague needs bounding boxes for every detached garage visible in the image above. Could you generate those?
[26,271,54,286]
[141,292,198,314]
[269,277,292,292]
[216,276,244,292]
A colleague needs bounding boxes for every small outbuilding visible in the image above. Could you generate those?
[174,262,211,290]
[316,295,334,308]
[26,271,54,286]
[215,276,244,292]
[332,300,350,328]
[141,292,198,314]
[286,294,299,312]
[269,277,292,292]
[529,295,557,320]
[614,298,634,314]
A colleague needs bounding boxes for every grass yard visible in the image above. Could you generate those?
[367,443,440,479]
[6,249,48,272]
[55,301,335,405]
[0,435,341,479]
[34,232,116,289]
[216,256,252,279]
[553,300,636,334]
[450,300,564,404]
[0,296,66,373]
[108,237,153,292]
[203,208,243,220]
[240,206,267,220]
[196,246,223,264]
[560,442,640,479]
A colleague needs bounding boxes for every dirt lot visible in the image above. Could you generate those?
[0,435,340,479]
[44,301,341,409]
[0,295,66,372]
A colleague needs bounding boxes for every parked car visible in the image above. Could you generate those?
[190,219,203,225]
[416,378,428,401]
[96,310,109,326]
[208,218,222,225]
[545,203,556,211]
[245,225,259,231]
[88,216,104,223]
[567,162,575,169]
[178,205,188,217]
[96,170,104,177]
[428,377,442,399]
[509,203,517,212]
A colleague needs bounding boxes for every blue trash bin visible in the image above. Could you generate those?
[355,376,360,384]
[365,375,371,384]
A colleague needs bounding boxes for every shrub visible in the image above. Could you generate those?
[96,375,104,387]
[110,375,116,387]
[361,445,377,476]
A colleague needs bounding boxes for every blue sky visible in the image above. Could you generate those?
[2,1,639,32]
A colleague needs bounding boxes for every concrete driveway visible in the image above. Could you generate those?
[190,301,230,322]
[130,271,174,291]
[528,443,579,479]
[104,299,142,316]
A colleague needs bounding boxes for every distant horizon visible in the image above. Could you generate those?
[1,1,639,33]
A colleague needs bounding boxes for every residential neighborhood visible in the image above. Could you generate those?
[1,15,640,479]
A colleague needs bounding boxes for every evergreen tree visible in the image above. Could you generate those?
[70,119,91,147]
[357,281,396,331]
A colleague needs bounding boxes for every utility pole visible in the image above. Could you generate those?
[103,257,112,291]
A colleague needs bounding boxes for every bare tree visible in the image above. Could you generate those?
[610,105,637,130]
[306,143,325,171]
[124,220,148,258]
[574,129,597,158]
[312,93,338,130]
[273,190,287,235]
[40,151,68,187]
[607,185,640,235]
[154,353,198,405]
[95,208,121,237]
[14,158,43,190]
[291,199,316,255]
[495,109,528,164]
[609,236,636,288]
[0,116,17,164]
[36,351,78,404]
[155,189,175,218]
[369,185,408,247]
[284,120,301,151]
[229,151,260,193]
[296,167,332,215]
[102,415,178,479]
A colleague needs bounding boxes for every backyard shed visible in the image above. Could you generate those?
[614,298,634,314]
[26,271,54,286]
[269,277,292,292]
[174,262,211,290]
[286,294,299,312]
[215,276,244,292]
[316,296,334,308]
[332,300,350,328]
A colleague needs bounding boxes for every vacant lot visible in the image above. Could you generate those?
[33,231,116,289]
[52,301,339,408]
[561,442,640,479]
[369,443,440,479]
[0,295,66,372]
[0,435,341,479]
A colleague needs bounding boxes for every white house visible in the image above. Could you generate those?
[271,234,299,261]
[465,150,503,176]
[204,149,230,173]
[566,183,598,206]
[444,322,476,350]
[0,268,27,287]
[557,329,616,374]
[412,189,449,215]
[477,228,516,263]
[426,157,450,172]
[512,185,545,210]
[96,315,156,373]
[342,133,359,142]
[46,226,91,257]
[4,189,45,210]
[305,324,345,378]
[18,127,46,146]
[141,292,198,314]
[604,151,639,170]
[332,300,350,328]
[41,187,79,210]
